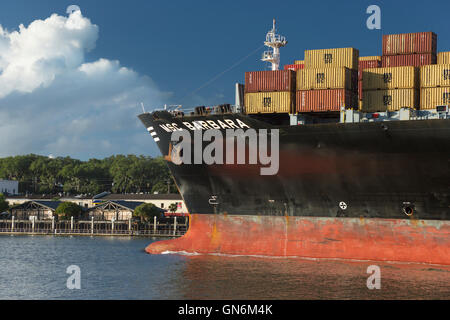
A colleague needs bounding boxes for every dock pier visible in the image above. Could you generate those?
[0,217,187,237]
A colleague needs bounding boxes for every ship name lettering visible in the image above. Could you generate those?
[161,119,251,132]
[159,123,182,132]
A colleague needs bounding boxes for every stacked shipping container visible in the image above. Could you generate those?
[244,70,296,114]
[382,54,436,68]
[361,66,419,112]
[360,32,437,112]
[361,66,420,112]
[382,32,436,55]
[296,48,359,112]
[358,56,381,104]
[438,52,450,64]
[243,31,446,116]
[420,64,450,109]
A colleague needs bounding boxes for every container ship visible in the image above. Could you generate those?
[139,21,450,265]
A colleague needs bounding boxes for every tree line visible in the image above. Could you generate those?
[0,154,178,196]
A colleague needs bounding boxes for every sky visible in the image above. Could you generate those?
[0,0,449,160]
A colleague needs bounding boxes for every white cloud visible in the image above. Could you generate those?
[0,10,166,159]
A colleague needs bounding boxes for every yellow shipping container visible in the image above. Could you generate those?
[420,87,450,109]
[296,67,352,90]
[294,60,304,65]
[304,48,359,70]
[362,66,418,90]
[359,56,381,62]
[244,91,294,114]
[362,89,418,112]
[437,52,450,64]
[420,64,450,88]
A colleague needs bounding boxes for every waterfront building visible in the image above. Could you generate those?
[10,201,61,220]
[87,200,166,221]
[5,193,188,219]
[97,193,188,216]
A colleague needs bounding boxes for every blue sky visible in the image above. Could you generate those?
[0,0,449,159]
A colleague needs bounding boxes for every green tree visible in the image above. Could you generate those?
[168,203,178,215]
[0,194,9,212]
[55,202,83,220]
[0,154,177,196]
[133,203,162,222]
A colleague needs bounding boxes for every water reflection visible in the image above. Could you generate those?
[0,236,448,300]
[178,254,450,299]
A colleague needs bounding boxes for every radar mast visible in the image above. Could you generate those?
[261,19,287,71]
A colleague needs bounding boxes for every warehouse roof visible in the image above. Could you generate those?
[99,194,182,201]
[88,200,166,212]
[10,200,62,211]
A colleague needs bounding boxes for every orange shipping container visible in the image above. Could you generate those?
[358,80,363,100]
[382,32,437,56]
[245,70,295,93]
[381,53,436,68]
[296,89,357,112]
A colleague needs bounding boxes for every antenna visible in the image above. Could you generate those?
[261,19,288,71]
[141,102,146,113]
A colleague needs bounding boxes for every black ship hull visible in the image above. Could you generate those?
[139,111,449,221]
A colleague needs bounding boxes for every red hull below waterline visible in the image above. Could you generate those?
[146,214,450,265]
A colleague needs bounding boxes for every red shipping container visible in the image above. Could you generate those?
[358,60,381,80]
[284,64,304,71]
[245,70,295,93]
[381,53,436,67]
[296,89,357,112]
[382,32,437,56]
